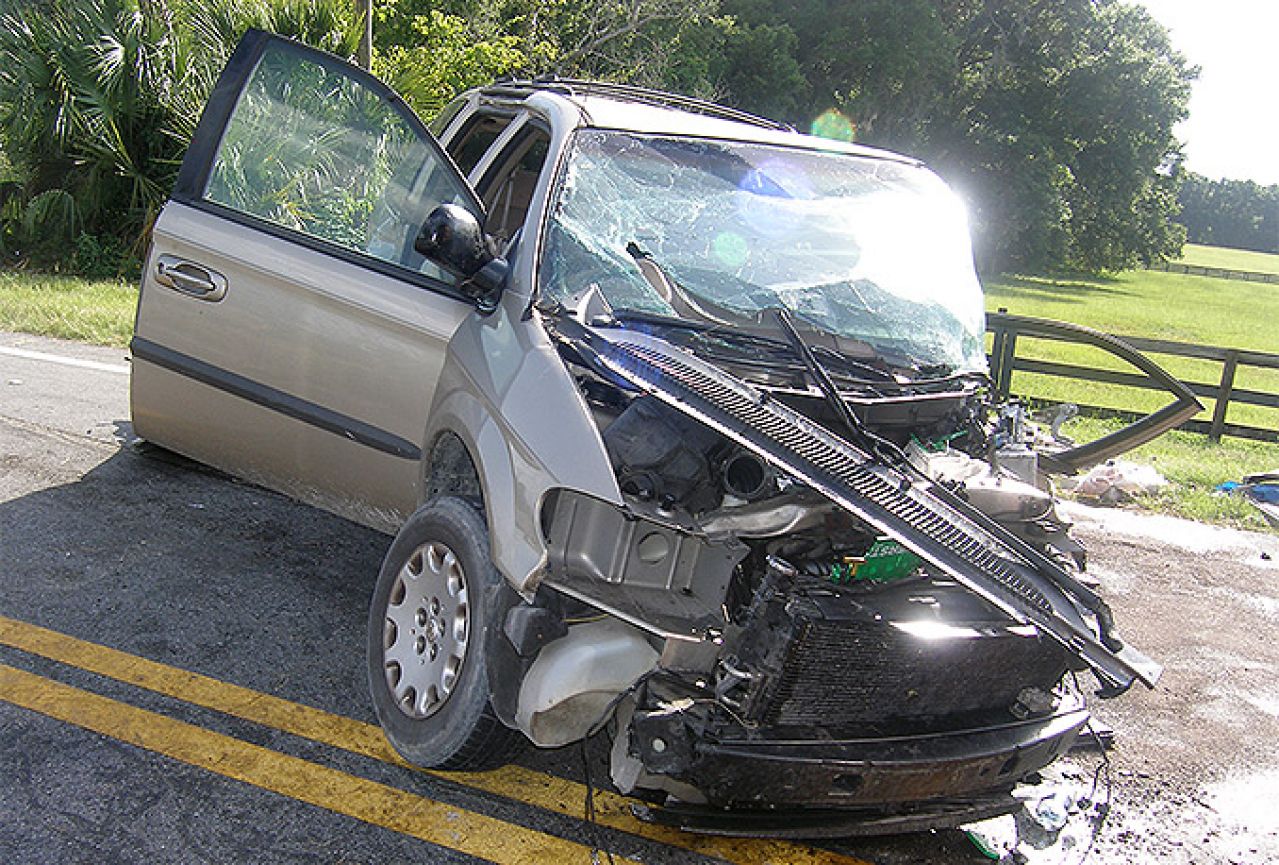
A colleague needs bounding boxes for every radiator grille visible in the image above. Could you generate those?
[764,617,1070,731]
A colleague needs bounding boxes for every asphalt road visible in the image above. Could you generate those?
[2,330,1277,864]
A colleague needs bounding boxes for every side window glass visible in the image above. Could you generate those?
[447,114,514,178]
[481,129,551,243]
[203,44,469,283]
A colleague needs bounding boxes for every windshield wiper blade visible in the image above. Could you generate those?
[626,242,743,328]
[771,307,912,463]
[614,308,911,389]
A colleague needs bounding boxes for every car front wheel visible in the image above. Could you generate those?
[366,496,524,769]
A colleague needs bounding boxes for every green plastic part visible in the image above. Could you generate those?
[829,539,921,584]
[964,829,1004,860]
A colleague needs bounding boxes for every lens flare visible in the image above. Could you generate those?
[712,231,749,268]
[810,109,856,143]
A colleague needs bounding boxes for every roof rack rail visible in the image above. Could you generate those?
[482,77,793,133]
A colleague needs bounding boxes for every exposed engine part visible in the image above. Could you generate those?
[542,490,747,640]
[560,320,1160,692]
[996,401,1030,449]
[515,617,658,747]
[696,491,833,539]
[720,450,777,501]
[963,474,1053,522]
[602,396,722,512]
[994,444,1040,487]
[909,443,1054,523]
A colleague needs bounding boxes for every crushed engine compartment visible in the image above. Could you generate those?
[504,313,1160,834]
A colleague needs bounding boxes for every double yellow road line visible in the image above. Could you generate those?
[0,614,870,865]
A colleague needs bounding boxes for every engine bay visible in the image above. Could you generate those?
[502,312,1161,832]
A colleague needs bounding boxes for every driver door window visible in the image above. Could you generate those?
[203,43,469,283]
[478,128,551,243]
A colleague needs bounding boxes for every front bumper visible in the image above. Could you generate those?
[640,697,1088,837]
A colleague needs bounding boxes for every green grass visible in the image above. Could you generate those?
[1176,242,1279,275]
[0,271,137,347]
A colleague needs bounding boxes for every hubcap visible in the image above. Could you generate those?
[382,541,470,719]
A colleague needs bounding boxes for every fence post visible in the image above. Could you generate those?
[1209,350,1240,442]
[990,308,1018,400]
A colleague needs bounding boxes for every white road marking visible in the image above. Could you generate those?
[0,345,130,375]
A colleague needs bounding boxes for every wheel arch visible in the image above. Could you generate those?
[423,430,485,511]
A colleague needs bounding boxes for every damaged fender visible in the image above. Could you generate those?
[423,290,620,595]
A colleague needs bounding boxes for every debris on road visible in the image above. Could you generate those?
[1216,471,1279,528]
[1062,459,1169,503]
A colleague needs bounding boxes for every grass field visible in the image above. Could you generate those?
[1175,242,1279,275]
[0,271,136,347]
[985,268,1279,432]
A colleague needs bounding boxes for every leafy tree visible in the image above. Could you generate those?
[371,4,527,117]
[1178,173,1279,254]
[0,0,198,269]
[721,0,1195,273]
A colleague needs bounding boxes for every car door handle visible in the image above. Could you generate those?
[155,255,227,301]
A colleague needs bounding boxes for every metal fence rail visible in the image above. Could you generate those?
[986,311,1279,443]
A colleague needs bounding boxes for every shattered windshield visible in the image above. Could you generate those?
[540,130,987,372]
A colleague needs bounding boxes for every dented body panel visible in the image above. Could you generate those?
[423,289,619,593]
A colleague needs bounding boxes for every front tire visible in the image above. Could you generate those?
[367,497,524,769]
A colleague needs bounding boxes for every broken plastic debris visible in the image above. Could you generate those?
[1217,479,1279,504]
[1032,791,1072,833]
[964,814,1018,860]
[1063,459,1168,503]
[1216,475,1279,528]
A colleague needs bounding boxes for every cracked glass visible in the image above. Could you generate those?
[541,130,987,371]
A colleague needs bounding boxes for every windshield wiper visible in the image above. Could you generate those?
[770,307,908,463]
[625,242,745,329]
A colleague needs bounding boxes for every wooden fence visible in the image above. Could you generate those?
[1146,260,1279,285]
[986,310,1279,443]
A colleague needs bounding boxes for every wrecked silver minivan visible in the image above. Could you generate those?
[131,31,1191,837]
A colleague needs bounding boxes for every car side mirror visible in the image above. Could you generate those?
[415,203,507,313]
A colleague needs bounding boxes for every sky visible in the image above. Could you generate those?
[1137,0,1279,185]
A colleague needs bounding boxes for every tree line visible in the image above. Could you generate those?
[1,0,1203,277]
[1178,173,1279,255]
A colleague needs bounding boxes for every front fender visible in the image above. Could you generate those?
[424,293,620,594]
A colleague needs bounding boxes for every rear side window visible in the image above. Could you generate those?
[446,114,514,178]
[202,44,470,282]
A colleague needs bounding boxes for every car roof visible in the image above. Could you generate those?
[475,79,920,165]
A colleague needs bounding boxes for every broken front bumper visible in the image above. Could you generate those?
[639,696,1089,838]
